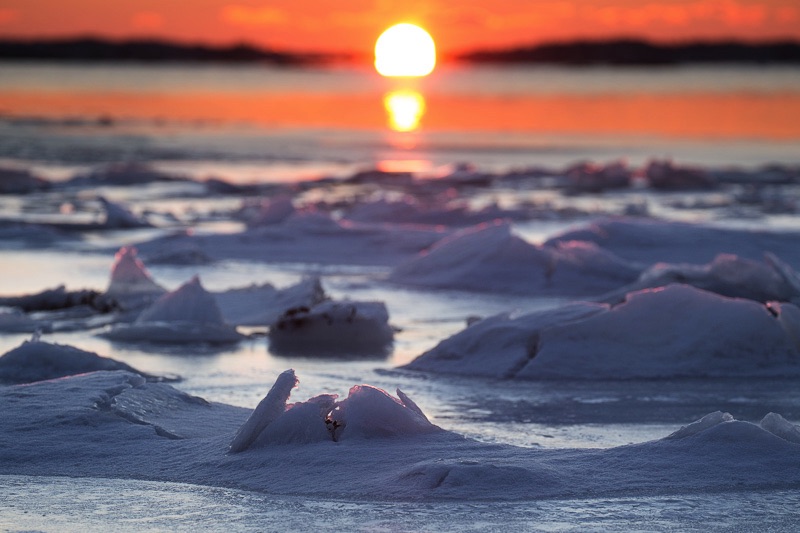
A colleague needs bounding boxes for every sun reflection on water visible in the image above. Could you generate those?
[383,89,426,132]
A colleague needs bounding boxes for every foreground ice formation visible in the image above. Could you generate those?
[390,220,640,296]
[1,369,800,501]
[100,276,243,344]
[268,300,394,356]
[0,338,174,384]
[229,369,436,450]
[404,284,800,379]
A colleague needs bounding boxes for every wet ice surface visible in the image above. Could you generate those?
[3,475,800,533]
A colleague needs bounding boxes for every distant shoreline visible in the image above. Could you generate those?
[1,36,799,66]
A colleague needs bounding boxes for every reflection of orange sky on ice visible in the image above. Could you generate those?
[3,89,800,140]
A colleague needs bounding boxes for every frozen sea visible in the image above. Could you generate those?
[1,61,800,531]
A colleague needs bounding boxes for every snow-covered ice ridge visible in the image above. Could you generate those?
[1,369,799,501]
[405,284,800,379]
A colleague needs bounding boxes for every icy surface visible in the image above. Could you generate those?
[1,370,799,503]
[213,277,326,326]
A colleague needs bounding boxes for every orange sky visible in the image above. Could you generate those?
[0,0,798,55]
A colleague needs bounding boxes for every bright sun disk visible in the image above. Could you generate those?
[375,23,436,77]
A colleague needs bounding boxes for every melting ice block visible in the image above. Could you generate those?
[213,277,327,327]
[268,300,394,356]
[98,196,150,228]
[390,220,640,296]
[405,284,800,379]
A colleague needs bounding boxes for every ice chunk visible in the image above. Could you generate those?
[0,166,50,194]
[251,394,337,446]
[105,246,166,303]
[645,159,716,190]
[98,196,150,228]
[229,369,298,452]
[328,385,440,441]
[268,300,394,356]
[407,285,800,380]
[214,277,326,327]
[100,276,243,344]
[403,302,608,378]
[390,220,639,296]
[760,413,800,444]
[666,411,734,439]
[599,253,800,304]
[247,195,296,226]
[137,276,224,325]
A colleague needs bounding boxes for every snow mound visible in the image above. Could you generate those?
[0,338,173,384]
[390,220,640,296]
[599,253,800,304]
[214,277,326,327]
[100,276,243,344]
[666,411,734,439]
[230,370,439,452]
[268,300,394,356]
[759,412,800,444]
[105,246,166,305]
[546,217,800,267]
[406,284,800,379]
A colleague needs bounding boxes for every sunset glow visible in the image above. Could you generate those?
[375,24,436,77]
[0,1,798,57]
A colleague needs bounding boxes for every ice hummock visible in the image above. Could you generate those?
[0,337,175,384]
[229,369,439,451]
[390,220,641,296]
[100,276,243,344]
[213,277,327,327]
[268,300,394,356]
[405,284,800,379]
[598,252,800,305]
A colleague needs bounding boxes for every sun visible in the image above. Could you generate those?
[375,23,436,77]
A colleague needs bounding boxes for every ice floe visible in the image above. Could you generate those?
[405,284,800,379]
[390,220,641,296]
[100,276,244,344]
[268,300,394,356]
[104,246,166,307]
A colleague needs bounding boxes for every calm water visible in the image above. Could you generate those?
[1,61,799,178]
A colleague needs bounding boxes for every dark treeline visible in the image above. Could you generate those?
[0,37,329,65]
[460,39,800,65]
[1,37,799,66]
